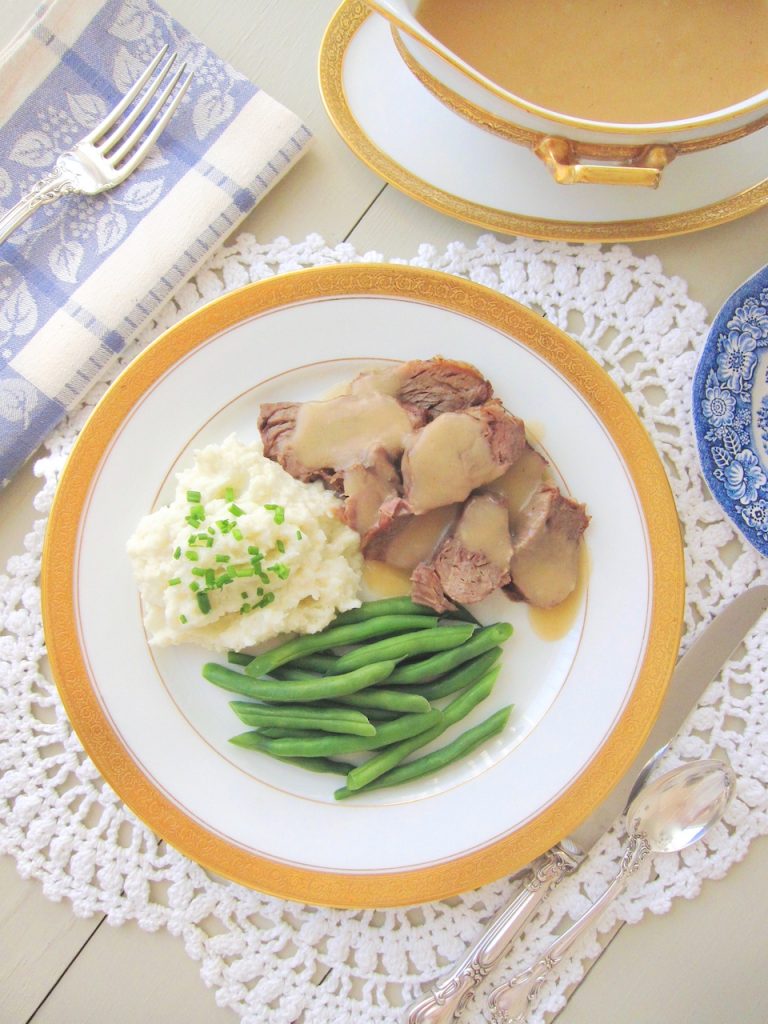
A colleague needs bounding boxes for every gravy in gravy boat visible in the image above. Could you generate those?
[415,0,768,124]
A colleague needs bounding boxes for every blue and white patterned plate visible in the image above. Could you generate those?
[693,264,768,555]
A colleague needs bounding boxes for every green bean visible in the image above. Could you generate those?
[254,727,330,740]
[202,659,396,703]
[273,667,321,681]
[254,708,443,757]
[227,650,254,667]
[386,622,512,685]
[333,623,476,674]
[290,653,340,674]
[229,731,353,774]
[323,705,400,722]
[331,689,431,714]
[335,705,513,799]
[243,615,438,677]
[408,648,503,702]
[344,666,500,791]
[332,597,440,625]
[229,701,376,736]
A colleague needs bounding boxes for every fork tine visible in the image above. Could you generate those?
[119,72,193,177]
[99,51,178,154]
[86,45,169,144]
[110,63,188,167]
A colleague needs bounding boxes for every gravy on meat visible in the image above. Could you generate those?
[378,504,459,571]
[484,444,548,526]
[454,494,512,570]
[258,357,589,615]
[290,393,415,470]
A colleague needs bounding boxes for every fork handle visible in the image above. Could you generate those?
[404,844,583,1024]
[0,167,75,245]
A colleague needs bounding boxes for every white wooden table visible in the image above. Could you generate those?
[2,2,768,1021]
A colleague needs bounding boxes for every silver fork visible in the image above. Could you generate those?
[0,46,192,245]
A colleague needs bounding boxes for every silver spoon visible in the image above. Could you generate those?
[486,759,736,1023]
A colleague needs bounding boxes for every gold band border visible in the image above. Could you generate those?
[41,264,684,908]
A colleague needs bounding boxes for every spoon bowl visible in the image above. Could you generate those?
[626,759,735,854]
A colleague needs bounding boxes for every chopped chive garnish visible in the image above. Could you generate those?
[215,554,230,563]
[179,614,188,624]
[173,547,181,560]
[241,591,249,599]
[217,519,231,533]
[257,587,264,596]
[186,490,201,503]
[296,529,302,540]
[190,503,205,518]
[247,546,262,556]
[232,527,243,541]
[257,592,276,608]
[192,566,207,576]
[185,550,199,561]
[268,563,290,580]
[225,486,235,501]
[190,582,200,592]
[259,571,270,584]
[229,503,245,517]
[196,592,211,614]
[239,603,251,614]
[276,539,285,553]
[234,566,254,577]
[264,504,277,510]
[168,577,181,586]
[205,569,216,588]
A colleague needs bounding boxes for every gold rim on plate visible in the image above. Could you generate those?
[42,264,684,907]
[318,0,768,243]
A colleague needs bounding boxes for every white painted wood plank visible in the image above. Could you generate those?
[28,916,237,1024]
[557,835,768,1024]
[0,857,99,1024]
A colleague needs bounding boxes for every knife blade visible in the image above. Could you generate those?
[567,582,768,852]
[405,584,768,1024]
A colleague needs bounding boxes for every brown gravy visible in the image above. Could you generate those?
[415,0,768,123]
[527,544,589,641]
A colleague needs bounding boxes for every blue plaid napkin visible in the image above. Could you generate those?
[0,0,312,485]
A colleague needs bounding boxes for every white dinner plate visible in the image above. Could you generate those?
[42,265,684,907]
[318,2,768,242]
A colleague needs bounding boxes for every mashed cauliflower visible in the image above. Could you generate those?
[127,435,363,652]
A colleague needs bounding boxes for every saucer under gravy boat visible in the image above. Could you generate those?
[319,1,768,242]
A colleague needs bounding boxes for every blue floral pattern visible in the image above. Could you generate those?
[693,265,768,550]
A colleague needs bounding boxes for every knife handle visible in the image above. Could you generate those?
[404,843,583,1024]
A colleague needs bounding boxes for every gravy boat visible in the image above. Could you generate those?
[366,0,768,188]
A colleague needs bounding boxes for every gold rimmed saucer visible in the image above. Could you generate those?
[319,1,768,242]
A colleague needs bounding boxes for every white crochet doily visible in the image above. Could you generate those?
[2,233,767,1024]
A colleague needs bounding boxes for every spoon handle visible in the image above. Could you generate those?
[404,845,582,1024]
[486,833,651,1024]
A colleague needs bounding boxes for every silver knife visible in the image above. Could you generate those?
[405,584,768,1024]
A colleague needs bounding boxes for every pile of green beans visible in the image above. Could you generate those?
[202,595,515,797]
